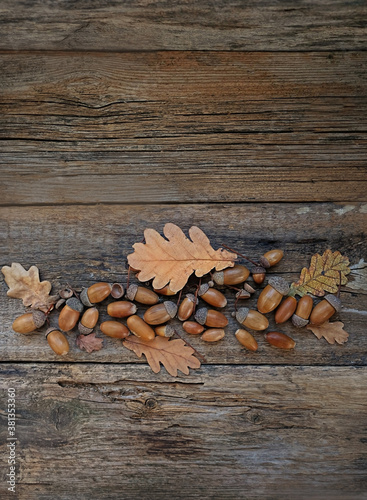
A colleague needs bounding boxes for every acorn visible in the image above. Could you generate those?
[292,295,313,327]
[155,324,175,338]
[78,307,99,335]
[265,331,295,350]
[177,294,197,321]
[182,321,205,335]
[309,295,341,326]
[12,310,46,334]
[58,297,84,332]
[80,282,112,307]
[233,308,268,331]
[201,329,225,342]
[257,277,289,314]
[212,265,250,286]
[107,301,137,319]
[126,284,159,305]
[144,301,177,325]
[252,266,266,285]
[153,284,177,296]
[198,283,227,308]
[195,308,228,328]
[111,283,125,299]
[259,249,284,269]
[235,329,258,352]
[46,327,69,356]
[275,296,298,324]
[126,315,155,341]
[100,321,129,339]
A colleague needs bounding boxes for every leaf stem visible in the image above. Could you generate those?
[221,244,259,267]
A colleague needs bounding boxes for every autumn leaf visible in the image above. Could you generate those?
[76,333,104,353]
[127,223,237,292]
[290,249,350,297]
[123,335,201,377]
[2,263,58,313]
[307,321,349,345]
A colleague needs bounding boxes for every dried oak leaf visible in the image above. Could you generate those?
[290,249,350,297]
[307,321,349,345]
[2,262,58,313]
[127,223,237,293]
[123,335,201,377]
[76,333,104,353]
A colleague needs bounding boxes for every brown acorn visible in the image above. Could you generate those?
[12,310,46,334]
[259,249,284,269]
[257,277,289,314]
[107,301,137,319]
[275,296,297,324]
[177,294,197,321]
[201,329,225,342]
[309,295,341,326]
[198,283,227,308]
[252,266,266,285]
[235,329,258,352]
[265,331,295,350]
[182,321,205,335]
[100,321,129,339]
[155,324,175,338]
[144,301,177,325]
[126,284,159,305]
[153,285,177,296]
[126,315,155,341]
[46,327,69,356]
[212,265,250,286]
[58,297,84,332]
[80,282,112,306]
[195,308,228,328]
[292,295,314,327]
[78,307,99,335]
[233,308,268,331]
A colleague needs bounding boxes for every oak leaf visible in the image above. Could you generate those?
[127,223,237,292]
[307,321,349,345]
[2,263,58,313]
[123,335,201,377]
[290,249,350,297]
[76,333,104,353]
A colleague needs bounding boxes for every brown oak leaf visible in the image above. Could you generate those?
[76,333,104,353]
[2,262,58,313]
[290,249,350,297]
[123,335,201,377]
[127,223,237,292]
[307,321,349,345]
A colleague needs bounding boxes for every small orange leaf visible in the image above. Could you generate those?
[307,321,349,345]
[76,333,104,353]
[123,335,201,377]
[127,223,236,292]
[290,249,350,297]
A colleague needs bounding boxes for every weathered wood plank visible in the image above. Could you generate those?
[0,364,366,499]
[1,52,366,204]
[0,203,366,365]
[0,1,366,51]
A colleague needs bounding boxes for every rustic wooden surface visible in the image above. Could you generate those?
[1,1,367,499]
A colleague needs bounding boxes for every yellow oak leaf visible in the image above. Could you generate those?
[290,249,350,297]
[307,321,349,345]
[127,223,237,293]
[123,335,201,377]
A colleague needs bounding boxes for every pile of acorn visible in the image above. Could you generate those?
[11,249,342,356]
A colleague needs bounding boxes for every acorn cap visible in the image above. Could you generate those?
[163,301,178,319]
[325,294,342,312]
[45,326,59,338]
[198,283,210,296]
[32,310,47,329]
[195,307,208,325]
[186,293,198,304]
[268,277,289,296]
[292,314,309,328]
[78,322,93,335]
[259,256,271,269]
[234,307,249,325]
[126,284,138,301]
[80,287,94,307]
[66,297,84,313]
[212,271,224,285]
[244,283,256,294]
[253,266,266,275]
[235,290,251,299]
[161,324,175,337]
[111,283,125,299]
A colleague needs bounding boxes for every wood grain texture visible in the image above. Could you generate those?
[0,203,366,365]
[0,0,366,51]
[0,363,366,499]
[1,51,366,204]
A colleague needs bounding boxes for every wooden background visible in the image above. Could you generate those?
[1,2,366,499]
